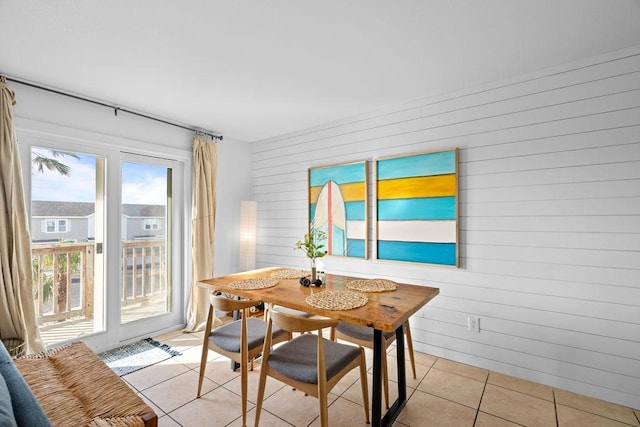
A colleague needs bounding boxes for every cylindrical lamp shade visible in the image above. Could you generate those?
[239,201,257,271]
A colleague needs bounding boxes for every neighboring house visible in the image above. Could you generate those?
[31,201,165,243]
[31,201,94,243]
[121,204,166,241]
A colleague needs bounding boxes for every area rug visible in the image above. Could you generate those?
[98,337,181,376]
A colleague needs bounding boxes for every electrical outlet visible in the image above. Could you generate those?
[468,316,480,333]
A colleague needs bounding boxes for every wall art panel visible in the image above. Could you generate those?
[376,148,458,267]
[308,161,368,258]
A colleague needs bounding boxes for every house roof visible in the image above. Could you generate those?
[32,201,165,218]
[122,204,166,218]
[32,201,95,217]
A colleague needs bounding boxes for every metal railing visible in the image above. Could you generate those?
[32,239,167,324]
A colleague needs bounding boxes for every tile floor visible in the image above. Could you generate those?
[122,329,640,426]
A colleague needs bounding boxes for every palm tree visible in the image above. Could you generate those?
[32,150,79,176]
[31,150,80,313]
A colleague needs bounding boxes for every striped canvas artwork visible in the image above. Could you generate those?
[376,148,458,266]
[308,161,368,258]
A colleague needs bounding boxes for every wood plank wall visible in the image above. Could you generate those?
[249,46,640,408]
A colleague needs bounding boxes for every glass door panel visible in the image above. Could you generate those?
[30,148,105,346]
[120,161,172,324]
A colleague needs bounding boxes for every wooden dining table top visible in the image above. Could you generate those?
[197,267,440,332]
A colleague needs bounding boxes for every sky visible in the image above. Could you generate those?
[31,149,168,205]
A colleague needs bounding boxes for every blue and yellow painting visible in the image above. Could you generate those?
[376,148,458,267]
[308,161,368,258]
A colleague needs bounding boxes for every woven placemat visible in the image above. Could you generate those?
[270,269,311,279]
[305,290,368,311]
[346,278,398,292]
[228,278,279,290]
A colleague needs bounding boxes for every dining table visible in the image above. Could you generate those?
[198,266,439,427]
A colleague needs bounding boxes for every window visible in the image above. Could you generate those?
[143,219,160,231]
[42,219,69,233]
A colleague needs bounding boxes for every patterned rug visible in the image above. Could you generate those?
[98,337,181,376]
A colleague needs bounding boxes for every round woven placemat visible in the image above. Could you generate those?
[305,290,368,311]
[270,269,311,279]
[346,278,398,292]
[228,278,279,290]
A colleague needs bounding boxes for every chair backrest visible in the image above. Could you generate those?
[210,293,261,313]
[269,309,338,333]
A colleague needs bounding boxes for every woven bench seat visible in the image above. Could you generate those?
[14,342,157,427]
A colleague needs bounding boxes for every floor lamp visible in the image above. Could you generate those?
[239,201,257,271]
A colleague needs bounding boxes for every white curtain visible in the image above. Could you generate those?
[185,135,218,331]
[0,77,44,353]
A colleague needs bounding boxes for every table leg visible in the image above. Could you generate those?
[382,323,407,426]
[372,329,383,426]
[372,324,407,427]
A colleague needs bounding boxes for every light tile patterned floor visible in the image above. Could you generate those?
[120,329,640,426]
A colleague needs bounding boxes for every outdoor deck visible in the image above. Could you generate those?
[39,297,168,347]
[32,240,168,348]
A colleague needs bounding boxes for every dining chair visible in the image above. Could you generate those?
[264,303,334,339]
[330,320,417,409]
[255,309,370,427]
[197,293,290,427]
[263,303,316,321]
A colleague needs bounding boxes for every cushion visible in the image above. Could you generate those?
[335,321,394,342]
[0,343,51,427]
[0,374,17,427]
[0,344,10,365]
[209,317,288,353]
[267,334,361,384]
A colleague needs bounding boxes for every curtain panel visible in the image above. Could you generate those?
[185,135,218,331]
[0,77,44,353]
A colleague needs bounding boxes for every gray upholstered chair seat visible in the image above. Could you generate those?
[209,317,287,353]
[335,321,394,341]
[267,334,361,384]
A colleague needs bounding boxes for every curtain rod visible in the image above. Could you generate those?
[2,74,223,141]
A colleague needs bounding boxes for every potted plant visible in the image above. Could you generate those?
[294,228,327,285]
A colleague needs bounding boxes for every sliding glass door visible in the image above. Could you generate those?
[26,139,185,348]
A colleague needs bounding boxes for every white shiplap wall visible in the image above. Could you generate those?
[249,46,640,409]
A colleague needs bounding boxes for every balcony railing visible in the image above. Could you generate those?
[121,239,167,306]
[32,239,167,325]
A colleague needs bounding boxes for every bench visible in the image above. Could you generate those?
[4,341,157,426]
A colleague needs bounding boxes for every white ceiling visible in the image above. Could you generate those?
[2,1,640,142]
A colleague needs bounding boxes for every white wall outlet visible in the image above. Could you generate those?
[468,316,480,333]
